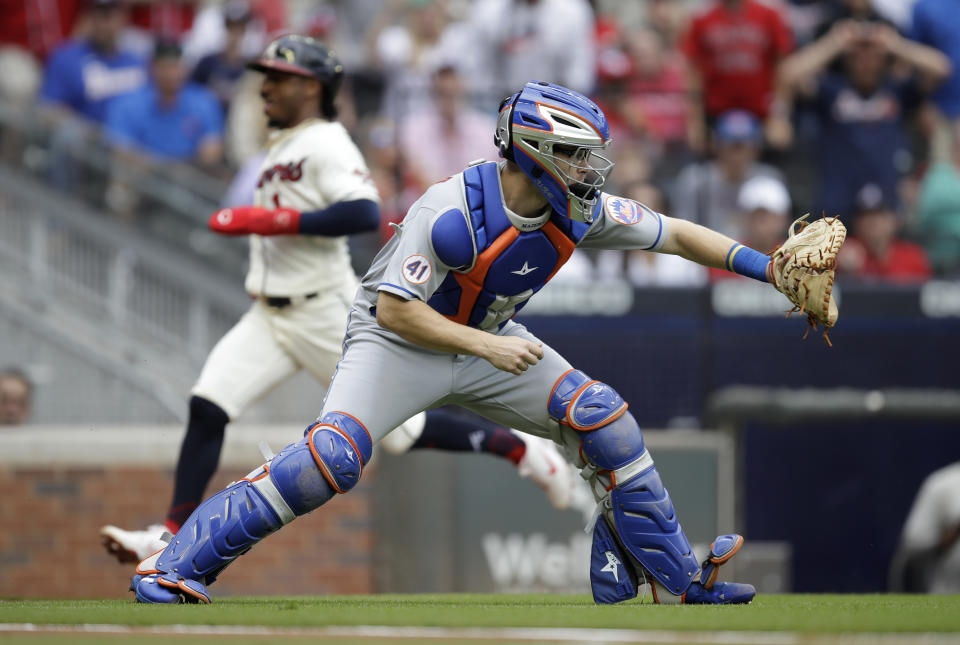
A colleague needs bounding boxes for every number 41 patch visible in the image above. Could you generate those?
[402,254,433,284]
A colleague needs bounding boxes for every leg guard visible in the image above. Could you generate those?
[550,370,699,602]
[589,515,637,604]
[133,411,373,603]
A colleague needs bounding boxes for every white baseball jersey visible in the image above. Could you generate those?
[245,118,380,297]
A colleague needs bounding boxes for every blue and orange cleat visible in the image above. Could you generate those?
[699,533,744,589]
[134,572,211,604]
[684,580,756,604]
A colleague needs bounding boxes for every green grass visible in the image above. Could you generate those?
[1,593,959,634]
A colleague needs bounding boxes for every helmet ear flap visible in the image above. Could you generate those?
[495,93,521,162]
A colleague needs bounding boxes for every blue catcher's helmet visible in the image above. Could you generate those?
[494,81,614,223]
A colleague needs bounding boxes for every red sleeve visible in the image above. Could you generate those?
[681,15,707,66]
[902,245,933,280]
[769,6,794,58]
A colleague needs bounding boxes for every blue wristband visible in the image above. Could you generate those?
[725,243,769,282]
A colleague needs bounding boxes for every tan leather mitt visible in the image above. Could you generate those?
[770,215,847,346]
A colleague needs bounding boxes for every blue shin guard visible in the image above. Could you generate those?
[589,515,637,604]
[609,464,699,596]
[551,370,720,604]
[563,370,757,606]
[134,413,373,603]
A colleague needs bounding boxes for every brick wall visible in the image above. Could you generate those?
[0,463,375,599]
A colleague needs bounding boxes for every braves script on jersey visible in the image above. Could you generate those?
[246,118,379,297]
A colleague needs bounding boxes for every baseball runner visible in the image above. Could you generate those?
[100,37,579,564]
[131,80,844,605]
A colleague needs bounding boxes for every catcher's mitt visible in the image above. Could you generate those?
[770,215,847,346]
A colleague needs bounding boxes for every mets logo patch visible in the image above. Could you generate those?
[402,254,432,284]
[604,195,644,225]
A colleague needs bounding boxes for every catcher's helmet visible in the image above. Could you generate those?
[247,34,344,99]
[494,81,614,223]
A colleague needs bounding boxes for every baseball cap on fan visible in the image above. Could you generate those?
[738,175,791,215]
[715,110,762,144]
[854,183,895,214]
[223,0,252,24]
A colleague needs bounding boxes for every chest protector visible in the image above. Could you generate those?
[427,162,590,330]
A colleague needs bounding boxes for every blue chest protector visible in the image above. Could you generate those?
[427,162,590,329]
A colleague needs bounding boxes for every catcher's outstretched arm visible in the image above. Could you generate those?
[657,217,774,282]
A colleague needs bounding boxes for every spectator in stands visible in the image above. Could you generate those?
[681,0,794,152]
[39,0,147,191]
[0,0,78,64]
[889,461,960,593]
[0,368,32,426]
[784,0,837,48]
[670,110,784,241]
[647,0,686,49]
[838,183,932,282]
[182,0,266,70]
[398,63,496,193]
[369,0,455,120]
[910,0,960,164]
[709,175,790,281]
[125,0,199,55]
[777,19,951,223]
[467,0,595,100]
[0,0,77,121]
[915,161,960,276]
[40,0,146,124]
[105,39,223,166]
[189,0,254,118]
[595,27,687,164]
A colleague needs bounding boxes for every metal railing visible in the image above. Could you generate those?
[0,168,247,356]
[0,97,247,272]
[0,165,254,423]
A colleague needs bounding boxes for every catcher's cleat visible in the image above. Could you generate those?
[134,572,211,604]
[683,580,756,605]
[100,524,169,563]
[699,533,744,589]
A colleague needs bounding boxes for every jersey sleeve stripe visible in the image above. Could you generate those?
[378,282,420,300]
[642,212,665,250]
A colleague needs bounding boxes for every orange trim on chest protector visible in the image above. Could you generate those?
[449,226,519,325]
[447,220,576,326]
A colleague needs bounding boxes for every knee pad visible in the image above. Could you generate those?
[548,369,648,477]
[549,370,698,602]
[306,411,374,493]
[267,410,373,511]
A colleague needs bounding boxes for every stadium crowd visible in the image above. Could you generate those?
[3,0,960,282]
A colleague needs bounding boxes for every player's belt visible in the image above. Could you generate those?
[258,292,319,308]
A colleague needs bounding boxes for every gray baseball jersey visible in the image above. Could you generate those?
[320,161,668,443]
